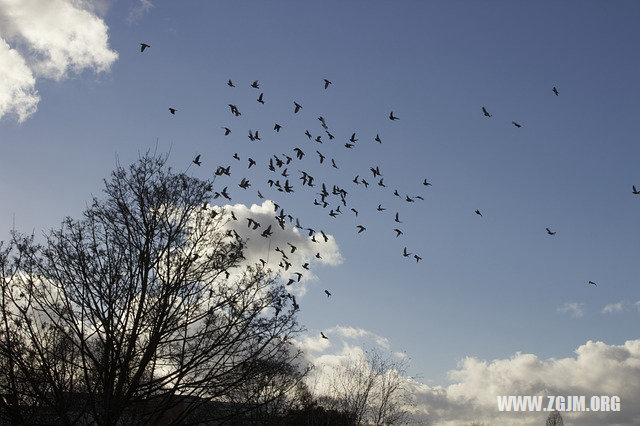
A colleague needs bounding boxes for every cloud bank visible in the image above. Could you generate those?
[299,325,640,426]
[0,0,117,122]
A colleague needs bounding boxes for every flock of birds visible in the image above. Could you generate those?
[139,42,640,339]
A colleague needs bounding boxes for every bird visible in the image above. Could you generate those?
[302,263,310,270]
[394,212,402,223]
[546,228,556,235]
[274,123,282,132]
[375,134,382,144]
[238,178,251,189]
[169,108,177,115]
[512,121,522,128]
[316,151,326,164]
[251,80,260,89]
[324,290,331,297]
[356,225,366,233]
[588,281,597,287]
[261,225,273,238]
[305,130,312,139]
[222,127,231,136]
[414,255,422,263]
[248,158,256,168]
[423,179,432,187]
[323,79,332,89]
[552,86,559,96]
[377,204,386,212]
[315,252,322,259]
[294,102,303,113]
[351,208,358,216]
[403,247,411,257]
[482,106,491,117]
[394,229,403,237]
[633,185,640,195]
[257,93,265,104]
[331,159,338,169]
[321,332,328,340]
[294,272,303,282]
[389,111,399,121]
[140,43,150,52]
[350,133,358,143]
[286,278,295,286]
[192,155,201,166]
[227,79,235,87]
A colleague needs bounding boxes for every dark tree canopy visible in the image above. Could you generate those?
[0,153,305,425]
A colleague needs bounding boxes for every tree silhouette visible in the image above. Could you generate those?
[0,153,304,425]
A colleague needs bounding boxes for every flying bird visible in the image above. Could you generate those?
[192,155,201,166]
[423,179,432,187]
[227,79,235,87]
[546,228,556,235]
[394,212,402,223]
[222,127,231,136]
[140,43,150,52]
[169,108,177,115]
[324,290,331,297]
[394,229,403,237]
[248,158,256,168]
[403,247,411,257]
[588,281,597,287]
[294,102,303,113]
[321,332,328,339]
[512,121,522,128]
[389,111,399,121]
[375,134,382,144]
[475,210,482,217]
[632,185,639,195]
[552,86,559,96]
[251,80,260,89]
[356,225,366,233]
[414,255,422,263]
[257,93,265,104]
[274,123,282,132]
[482,106,491,117]
[261,225,273,238]
[323,79,332,89]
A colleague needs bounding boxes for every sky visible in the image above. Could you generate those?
[1,1,640,424]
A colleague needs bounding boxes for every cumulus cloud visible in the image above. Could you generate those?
[127,0,154,25]
[0,0,117,121]
[557,302,585,318]
[602,302,624,314]
[213,200,342,296]
[298,324,640,425]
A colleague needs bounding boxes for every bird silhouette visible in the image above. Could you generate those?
[257,93,265,104]
[394,229,403,237]
[632,185,640,195]
[261,225,273,238]
[588,281,597,287]
[546,228,556,235]
[248,158,256,168]
[323,79,332,89]
[423,179,432,187]
[274,123,282,132]
[512,121,522,128]
[375,134,382,144]
[394,212,402,223]
[140,43,150,52]
[321,332,328,339]
[356,225,366,233]
[552,86,559,96]
[403,247,411,257]
[227,79,235,87]
[482,107,491,117]
[192,155,201,166]
[389,111,399,121]
[251,80,260,89]
[222,127,231,136]
[414,255,422,263]
[475,210,482,217]
[169,108,177,115]
[294,102,303,113]
[324,289,331,297]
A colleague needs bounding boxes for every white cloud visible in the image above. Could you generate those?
[635,301,640,312]
[602,302,624,314]
[214,200,342,297]
[557,302,585,318]
[0,38,38,122]
[0,0,117,121]
[298,324,640,425]
[127,0,153,25]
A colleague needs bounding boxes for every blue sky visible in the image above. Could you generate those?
[2,1,640,423]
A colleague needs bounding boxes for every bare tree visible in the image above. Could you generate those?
[0,153,304,425]
[323,348,412,425]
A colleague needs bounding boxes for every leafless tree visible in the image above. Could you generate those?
[0,153,304,425]
[323,348,412,425]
